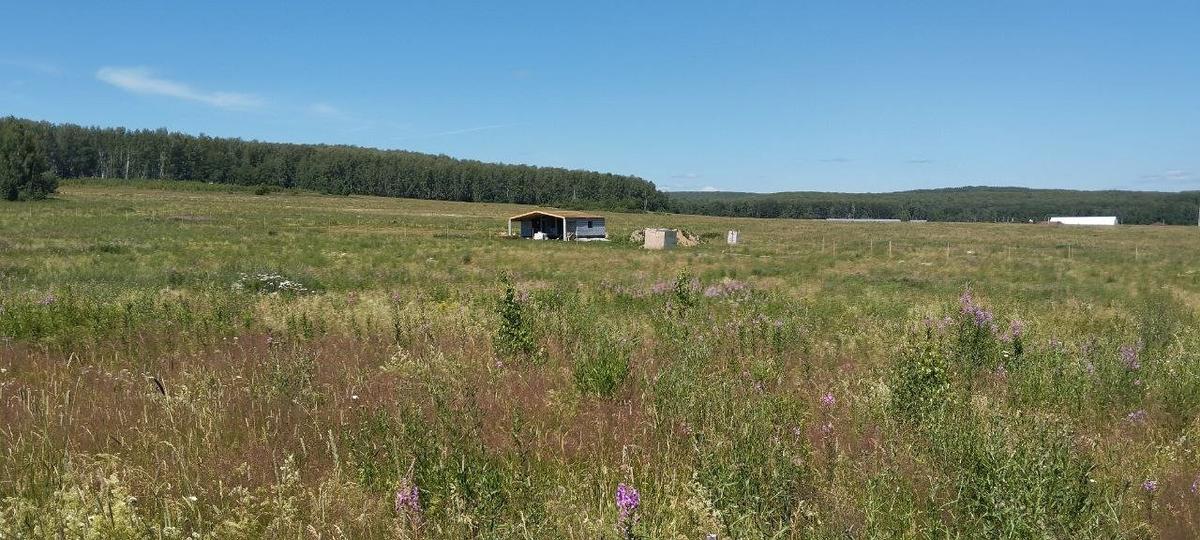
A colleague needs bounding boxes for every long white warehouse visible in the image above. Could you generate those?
[1049,216,1119,226]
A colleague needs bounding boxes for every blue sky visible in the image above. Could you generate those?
[2,1,1198,192]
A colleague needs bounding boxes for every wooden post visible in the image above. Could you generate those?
[888,240,893,259]
[507,219,512,237]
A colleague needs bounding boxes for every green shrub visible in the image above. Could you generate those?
[890,329,953,424]
[494,274,537,358]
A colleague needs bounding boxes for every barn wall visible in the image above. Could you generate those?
[568,218,606,238]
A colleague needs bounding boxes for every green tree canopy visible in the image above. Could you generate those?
[0,120,56,201]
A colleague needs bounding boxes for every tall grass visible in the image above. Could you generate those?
[1,183,1199,537]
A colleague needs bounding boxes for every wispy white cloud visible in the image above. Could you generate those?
[307,102,354,121]
[396,124,515,140]
[1139,169,1196,183]
[0,58,62,76]
[699,186,720,192]
[96,66,263,110]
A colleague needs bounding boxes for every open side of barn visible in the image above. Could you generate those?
[508,210,607,240]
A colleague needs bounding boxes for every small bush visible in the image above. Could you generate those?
[890,329,953,423]
[494,274,537,358]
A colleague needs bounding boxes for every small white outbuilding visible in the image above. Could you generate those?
[1049,216,1119,226]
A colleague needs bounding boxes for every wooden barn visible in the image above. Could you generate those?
[508,210,607,241]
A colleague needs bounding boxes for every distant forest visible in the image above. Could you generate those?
[1,117,667,211]
[668,188,1200,225]
[8,117,1199,224]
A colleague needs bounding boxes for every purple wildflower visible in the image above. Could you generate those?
[1142,479,1159,493]
[39,294,56,306]
[394,481,420,515]
[1120,343,1141,370]
[703,286,722,298]
[819,392,836,408]
[615,483,640,536]
[959,289,994,327]
[994,364,1008,378]
[1190,474,1199,495]
[650,281,671,295]
[1126,409,1148,424]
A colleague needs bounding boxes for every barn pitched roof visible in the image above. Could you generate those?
[508,209,605,221]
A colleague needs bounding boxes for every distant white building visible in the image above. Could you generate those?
[1049,216,1119,226]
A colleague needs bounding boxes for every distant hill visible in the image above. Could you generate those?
[1,116,667,212]
[669,186,1200,225]
[10,116,1197,224]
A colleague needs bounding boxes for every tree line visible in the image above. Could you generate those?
[668,187,1200,225]
[0,116,667,211]
[6,116,1198,225]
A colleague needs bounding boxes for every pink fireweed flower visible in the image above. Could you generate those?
[959,290,994,327]
[1120,343,1141,370]
[819,392,835,408]
[394,481,420,515]
[1142,479,1159,493]
[615,483,640,536]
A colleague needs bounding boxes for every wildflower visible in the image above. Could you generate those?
[1190,474,1199,495]
[615,483,640,535]
[959,289,993,327]
[1126,409,1148,424]
[1142,479,1159,493]
[1120,343,1141,370]
[394,481,420,515]
[994,364,1008,378]
[819,392,836,408]
[39,294,56,306]
[820,421,834,437]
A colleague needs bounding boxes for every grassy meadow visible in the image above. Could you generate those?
[2,179,1200,538]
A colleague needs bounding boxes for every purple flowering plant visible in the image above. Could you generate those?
[615,483,640,539]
